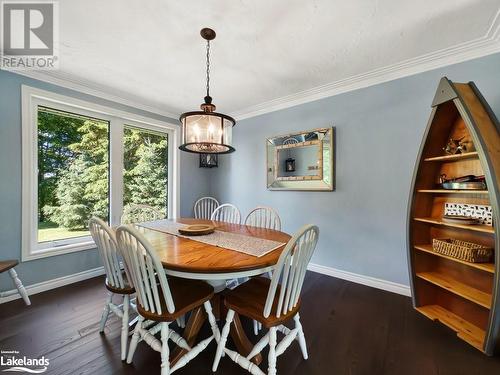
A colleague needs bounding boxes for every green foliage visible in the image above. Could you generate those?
[43,120,109,229]
[37,110,82,221]
[39,113,168,231]
[43,157,92,228]
[126,137,168,214]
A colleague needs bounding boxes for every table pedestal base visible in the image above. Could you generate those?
[170,295,263,366]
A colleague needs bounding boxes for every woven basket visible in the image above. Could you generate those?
[432,238,493,263]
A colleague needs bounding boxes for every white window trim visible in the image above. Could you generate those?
[21,85,180,262]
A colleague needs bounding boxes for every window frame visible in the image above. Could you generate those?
[21,85,180,261]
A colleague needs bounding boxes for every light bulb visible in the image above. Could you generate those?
[193,124,200,142]
[208,124,214,141]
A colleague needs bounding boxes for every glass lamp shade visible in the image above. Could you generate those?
[179,111,236,154]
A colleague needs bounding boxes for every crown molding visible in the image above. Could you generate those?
[11,70,179,120]
[233,10,500,120]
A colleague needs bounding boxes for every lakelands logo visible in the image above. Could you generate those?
[0,350,49,373]
[0,1,59,70]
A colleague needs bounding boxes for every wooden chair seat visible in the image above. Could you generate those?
[0,260,19,273]
[105,276,135,295]
[224,277,301,328]
[0,260,30,306]
[137,278,214,322]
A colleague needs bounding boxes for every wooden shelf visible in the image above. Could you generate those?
[424,152,479,162]
[416,271,492,309]
[414,217,494,234]
[414,245,495,274]
[417,189,488,195]
[408,78,500,355]
[416,304,485,351]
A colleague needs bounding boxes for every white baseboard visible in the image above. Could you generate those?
[0,263,410,304]
[307,263,411,297]
[0,266,105,304]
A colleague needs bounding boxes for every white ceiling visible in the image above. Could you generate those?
[40,0,500,119]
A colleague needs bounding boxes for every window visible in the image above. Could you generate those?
[123,125,168,218]
[37,107,110,249]
[22,86,179,261]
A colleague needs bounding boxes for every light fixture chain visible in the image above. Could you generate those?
[206,40,211,97]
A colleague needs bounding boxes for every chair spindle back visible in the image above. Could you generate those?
[121,204,164,224]
[244,206,281,231]
[194,196,220,220]
[89,216,125,290]
[210,203,241,224]
[116,225,175,315]
[264,224,319,318]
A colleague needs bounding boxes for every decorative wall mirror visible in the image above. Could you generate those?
[266,127,335,191]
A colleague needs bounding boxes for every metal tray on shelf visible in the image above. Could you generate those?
[441,181,487,190]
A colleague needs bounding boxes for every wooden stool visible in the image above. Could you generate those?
[0,260,31,306]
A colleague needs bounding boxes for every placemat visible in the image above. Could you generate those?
[137,220,286,257]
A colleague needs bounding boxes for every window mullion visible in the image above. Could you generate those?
[109,118,124,226]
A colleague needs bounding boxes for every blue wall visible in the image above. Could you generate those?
[210,53,500,286]
[2,53,500,293]
[0,70,210,291]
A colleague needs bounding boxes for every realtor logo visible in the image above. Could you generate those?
[1,1,59,70]
[0,350,49,373]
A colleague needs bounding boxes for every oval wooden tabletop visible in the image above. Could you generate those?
[135,218,291,274]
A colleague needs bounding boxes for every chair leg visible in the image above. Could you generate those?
[127,315,144,364]
[176,314,185,328]
[129,316,139,329]
[204,301,220,343]
[160,322,170,375]
[294,313,308,360]
[99,293,113,333]
[212,309,235,372]
[120,295,130,361]
[8,268,30,306]
[253,320,259,335]
[268,327,277,375]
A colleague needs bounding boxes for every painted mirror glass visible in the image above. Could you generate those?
[266,127,335,191]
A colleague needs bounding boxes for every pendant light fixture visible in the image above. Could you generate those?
[179,28,236,154]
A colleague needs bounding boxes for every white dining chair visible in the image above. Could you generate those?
[245,207,281,231]
[89,216,135,361]
[245,206,282,334]
[212,224,319,375]
[121,204,164,224]
[0,260,30,306]
[211,203,241,224]
[194,196,220,220]
[120,204,186,328]
[116,224,220,375]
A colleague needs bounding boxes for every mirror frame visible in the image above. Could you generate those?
[266,127,335,191]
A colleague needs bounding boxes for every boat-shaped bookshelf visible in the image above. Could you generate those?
[407,77,500,355]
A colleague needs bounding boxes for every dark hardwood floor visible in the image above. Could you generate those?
[1,272,500,375]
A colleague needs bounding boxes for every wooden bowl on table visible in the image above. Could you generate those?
[178,224,215,236]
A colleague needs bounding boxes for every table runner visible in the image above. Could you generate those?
[137,220,286,257]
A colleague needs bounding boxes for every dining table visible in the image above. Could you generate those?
[133,217,291,366]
